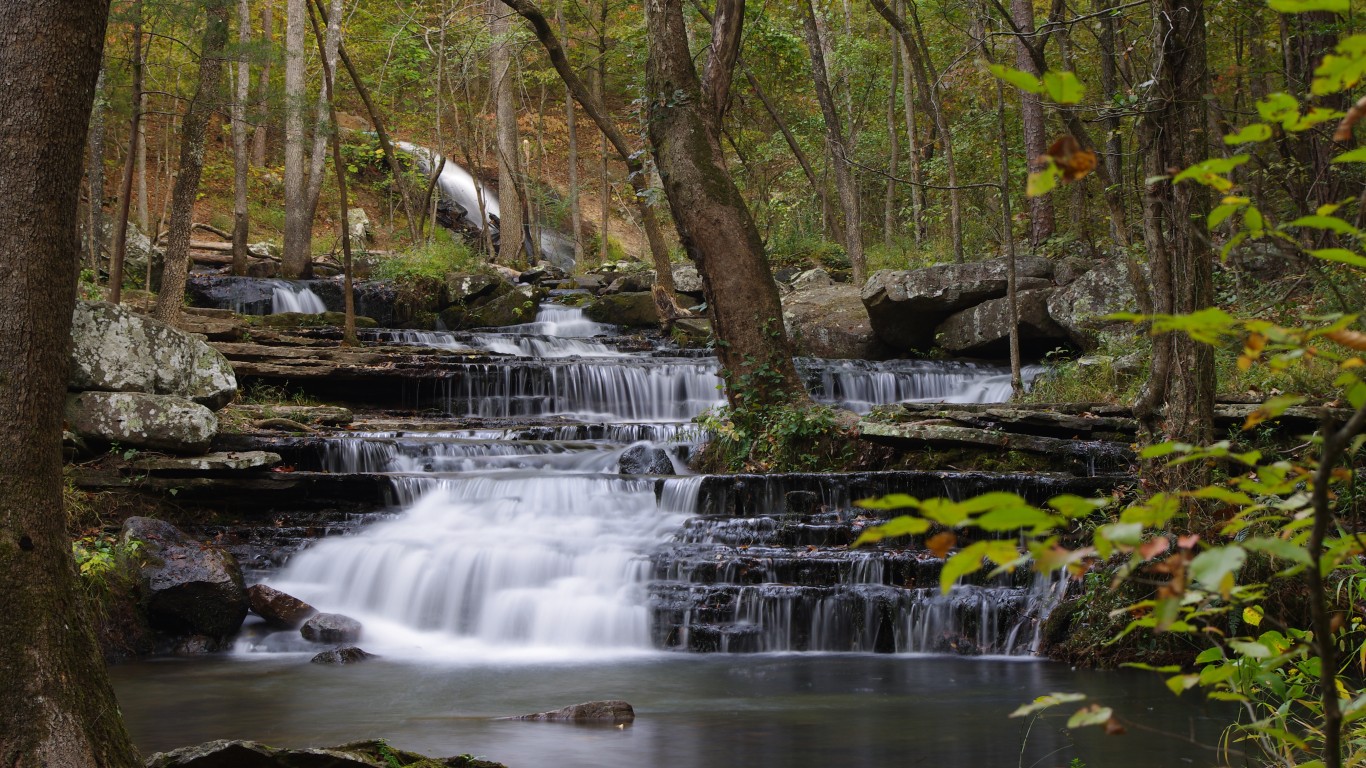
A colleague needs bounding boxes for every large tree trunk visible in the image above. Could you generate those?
[0,2,142,766]
[231,0,252,275]
[1133,0,1215,489]
[282,0,311,278]
[491,0,526,264]
[110,0,145,305]
[1010,0,1054,245]
[252,0,273,167]
[644,0,806,408]
[798,0,865,284]
[153,0,232,324]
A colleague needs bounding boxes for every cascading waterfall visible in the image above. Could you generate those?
[263,303,1063,659]
[272,282,327,314]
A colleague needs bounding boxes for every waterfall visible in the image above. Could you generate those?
[271,282,327,314]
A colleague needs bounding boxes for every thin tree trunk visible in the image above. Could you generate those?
[86,67,107,275]
[491,0,526,264]
[1010,0,1053,245]
[597,0,610,266]
[154,0,232,325]
[558,0,583,264]
[307,0,356,345]
[0,3,143,765]
[252,0,273,166]
[303,0,343,232]
[898,0,924,245]
[282,0,310,277]
[884,25,899,249]
[110,0,144,304]
[231,0,252,275]
[136,86,149,231]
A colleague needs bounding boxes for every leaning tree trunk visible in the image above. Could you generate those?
[643,0,807,409]
[1133,0,1215,491]
[308,0,356,345]
[282,0,311,278]
[491,0,526,265]
[0,2,143,766]
[154,0,232,324]
[231,0,252,275]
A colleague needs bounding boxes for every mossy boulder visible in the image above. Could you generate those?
[443,285,546,328]
[121,517,248,641]
[584,292,659,328]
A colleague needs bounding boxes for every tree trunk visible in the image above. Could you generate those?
[302,0,342,236]
[252,0,273,167]
[558,0,584,263]
[644,0,807,409]
[153,0,232,324]
[86,67,107,275]
[282,0,311,277]
[110,0,144,305]
[308,0,356,345]
[1133,0,1215,489]
[136,86,149,232]
[884,25,899,249]
[231,0,252,275]
[1010,0,1054,245]
[597,0,610,266]
[491,0,526,264]
[799,0,865,284]
[0,3,142,766]
[897,0,924,246]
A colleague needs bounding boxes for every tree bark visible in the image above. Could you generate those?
[231,0,253,275]
[154,0,232,324]
[282,0,311,277]
[491,0,526,264]
[644,0,807,409]
[86,67,107,275]
[252,0,273,166]
[110,1,144,305]
[302,0,342,239]
[1133,0,1215,489]
[558,0,584,264]
[0,2,142,766]
[897,0,925,245]
[1010,0,1054,245]
[308,0,357,346]
[884,25,899,248]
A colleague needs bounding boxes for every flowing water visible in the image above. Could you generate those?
[111,303,1230,765]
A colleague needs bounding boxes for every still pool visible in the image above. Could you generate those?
[111,652,1242,767]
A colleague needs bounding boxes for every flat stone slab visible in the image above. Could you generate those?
[129,451,282,472]
[858,420,1135,464]
[511,700,635,724]
[226,405,354,426]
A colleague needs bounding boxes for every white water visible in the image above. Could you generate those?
[271,282,327,314]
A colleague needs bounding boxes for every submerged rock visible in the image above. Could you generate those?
[70,301,238,410]
[247,584,317,630]
[301,613,363,644]
[121,517,248,641]
[514,700,635,724]
[66,391,218,454]
[311,646,376,664]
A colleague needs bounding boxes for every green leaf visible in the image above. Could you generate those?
[1166,674,1200,695]
[1027,162,1061,197]
[1309,248,1366,268]
[1332,147,1366,163]
[1224,123,1273,144]
[1067,705,1114,728]
[1047,495,1110,518]
[1041,71,1084,104]
[976,506,1057,533]
[1208,203,1242,229]
[1313,34,1366,95]
[1268,0,1348,13]
[1229,638,1274,659]
[988,64,1044,94]
[1241,536,1312,565]
[1257,93,1301,127]
[1189,545,1247,596]
[851,515,931,546]
[1172,156,1249,190]
[940,541,988,593]
[1285,215,1361,237]
[1009,692,1086,718]
[1195,646,1225,664]
[855,493,923,510]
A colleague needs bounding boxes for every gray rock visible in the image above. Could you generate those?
[311,646,376,664]
[604,271,656,294]
[301,613,363,644]
[65,392,218,454]
[129,451,281,472]
[572,273,608,293]
[671,317,713,347]
[861,257,1054,351]
[146,739,507,768]
[120,517,248,640]
[70,301,237,410]
[584,292,660,327]
[790,268,835,291]
[346,208,371,245]
[671,263,704,295]
[514,700,635,724]
[519,264,568,284]
[782,284,886,360]
[444,273,503,305]
[122,226,165,288]
[936,288,1069,357]
[618,444,674,475]
[247,584,317,630]
[1045,259,1143,351]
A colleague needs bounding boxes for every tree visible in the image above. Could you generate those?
[0,1,142,765]
[109,0,146,304]
[231,0,253,275]
[490,0,527,264]
[282,0,311,278]
[154,0,233,325]
[1008,0,1053,244]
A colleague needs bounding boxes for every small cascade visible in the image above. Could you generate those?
[272,282,327,314]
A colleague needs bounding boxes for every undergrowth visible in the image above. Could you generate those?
[692,402,856,473]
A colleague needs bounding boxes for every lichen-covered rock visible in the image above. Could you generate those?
[66,392,218,454]
[790,268,835,291]
[671,263,704,295]
[347,207,372,244]
[311,646,376,664]
[1046,259,1143,351]
[468,285,548,327]
[70,301,237,409]
[583,292,660,327]
[861,257,1054,351]
[782,284,886,360]
[514,700,635,724]
[301,612,363,644]
[935,288,1069,357]
[671,317,713,347]
[128,451,281,472]
[121,517,248,641]
[519,264,568,284]
[246,584,317,629]
[444,272,504,305]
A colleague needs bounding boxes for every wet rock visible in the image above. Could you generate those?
[514,700,635,724]
[671,263,704,295]
[311,646,376,664]
[247,584,317,629]
[1046,258,1143,351]
[70,301,238,410]
[861,257,1054,351]
[782,283,886,360]
[936,288,1070,357]
[253,312,378,329]
[66,392,218,454]
[519,264,567,284]
[584,292,660,327]
[128,451,281,472]
[172,635,228,656]
[301,612,363,644]
[618,444,674,475]
[121,517,248,640]
[790,268,835,291]
[146,739,507,768]
[467,285,548,327]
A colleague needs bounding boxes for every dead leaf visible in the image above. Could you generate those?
[1045,135,1097,183]
[926,531,957,559]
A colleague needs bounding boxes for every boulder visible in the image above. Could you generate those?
[861,257,1054,351]
[790,268,835,291]
[936,288,1069,358]
[1045,259,1144,351]
[122,226,165,289]
[584,292,660,327]
[311,646,376,664]
[301,612,363,644]
[70,301,238,410]
[66,392,218,454]
[146,739,507,768]
[618,444,674,475]
[604,271,656,294]
[671,263,704,295]
[346,208,371,245]
[671,317,713,347]
[519,264,568,284]
[120,517,248,640]
[782,284,886,360]
[246,584,317,629]
[465,285,547,327]
[572,273,608,293]
[444,272,503,306]
[514,700,635,725]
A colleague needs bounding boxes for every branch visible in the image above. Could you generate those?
[700,0,745,127]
